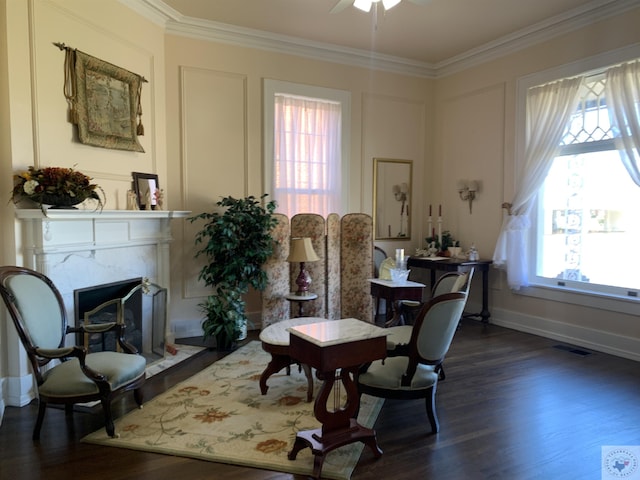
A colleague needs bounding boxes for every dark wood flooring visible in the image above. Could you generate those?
[1,319,639,479]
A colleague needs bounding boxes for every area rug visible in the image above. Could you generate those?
[82,340,384,480]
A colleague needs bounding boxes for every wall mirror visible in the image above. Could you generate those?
[373,158,412,240]
[132,172,159,210]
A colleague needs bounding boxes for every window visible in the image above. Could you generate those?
[264,80,350,218]
[531,72,640,297]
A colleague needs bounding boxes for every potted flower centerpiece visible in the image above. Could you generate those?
[11,166,104,213]
[190,194,277,350]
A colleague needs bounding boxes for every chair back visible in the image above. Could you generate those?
[373,246,387,277]
[432,269,474,298]
[0,266,67,367]
[411,292,467,364]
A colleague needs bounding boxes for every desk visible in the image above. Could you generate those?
[407,257,493,323]
[368,278,426,327]
[288,318,387,479]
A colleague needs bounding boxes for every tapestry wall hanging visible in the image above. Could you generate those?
[55,42,146,152]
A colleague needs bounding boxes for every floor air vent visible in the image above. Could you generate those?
[553,344,593,356]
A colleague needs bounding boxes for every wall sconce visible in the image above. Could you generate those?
[458,180,479,214]
[287,237,320,296]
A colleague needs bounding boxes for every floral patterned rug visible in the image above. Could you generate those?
[82,340,384,480]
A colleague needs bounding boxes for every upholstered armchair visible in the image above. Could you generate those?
[357,292,467,434]
[0,266,146,440]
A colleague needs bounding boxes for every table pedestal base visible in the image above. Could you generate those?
[288,418,383,479]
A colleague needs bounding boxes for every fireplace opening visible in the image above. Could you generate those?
[74,278,166,364]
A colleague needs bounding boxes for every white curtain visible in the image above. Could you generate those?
[605,60,640,187]
[493,77,583,290]
[273,94,342,217]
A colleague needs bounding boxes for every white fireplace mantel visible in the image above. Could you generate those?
[15,209,190,290]
[6,209,191,409]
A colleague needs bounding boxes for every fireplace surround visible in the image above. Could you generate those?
[7,209,189,406]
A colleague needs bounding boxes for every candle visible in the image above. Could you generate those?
[439,204,442,217]
[429,204,432,216]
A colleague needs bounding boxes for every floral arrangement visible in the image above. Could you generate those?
[425,230,460,255]
[11,166,104,211]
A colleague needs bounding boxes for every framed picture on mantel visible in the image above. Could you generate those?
[132,172,159,210]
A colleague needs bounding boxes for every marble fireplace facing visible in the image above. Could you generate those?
[7,209,189,406]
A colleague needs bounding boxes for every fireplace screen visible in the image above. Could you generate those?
[74,278,167,363]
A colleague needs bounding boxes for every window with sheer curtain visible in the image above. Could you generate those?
[264,80,350,218]
[494,56,640,301]
[273,94,341,217]
[532,71,640,297]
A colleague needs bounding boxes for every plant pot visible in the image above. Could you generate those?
[37,194,85,208]
[215,334,237,351]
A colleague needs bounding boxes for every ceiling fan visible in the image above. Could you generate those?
[330,0,432,14]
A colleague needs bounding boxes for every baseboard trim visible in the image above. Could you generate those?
[480,302,640,362]
[6,373,35,407]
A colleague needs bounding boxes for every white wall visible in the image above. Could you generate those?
[433,7,640,360]
[0,0,167,414]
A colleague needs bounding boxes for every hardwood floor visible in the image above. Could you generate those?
[1,319,639,479]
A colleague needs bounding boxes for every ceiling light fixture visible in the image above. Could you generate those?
[354,0,402,13]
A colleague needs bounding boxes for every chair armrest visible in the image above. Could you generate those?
[67,322,117,334]
[67,323,139,354]
[35,346,78,359]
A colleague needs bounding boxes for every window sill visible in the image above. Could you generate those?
[517,284,639,316]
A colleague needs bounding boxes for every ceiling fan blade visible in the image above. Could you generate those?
[408,0,434,5]
[330,0,354,14]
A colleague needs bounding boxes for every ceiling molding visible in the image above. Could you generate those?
[435,0,640,77]
[121,0,639,79]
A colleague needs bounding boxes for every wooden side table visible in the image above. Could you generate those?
[287,318,387,479]
[285,292,318,317]
[368,278,426,327]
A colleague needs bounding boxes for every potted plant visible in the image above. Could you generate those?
[190,194,277,350]
[425,230,460,256]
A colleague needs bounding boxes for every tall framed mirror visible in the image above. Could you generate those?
[373,158,412,240]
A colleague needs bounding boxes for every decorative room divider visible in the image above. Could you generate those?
[262,213,373,328]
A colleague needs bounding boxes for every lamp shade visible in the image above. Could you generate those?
[287,237,320,263]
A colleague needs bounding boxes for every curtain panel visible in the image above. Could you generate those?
[493,77,583,290]
[605,60,640,187]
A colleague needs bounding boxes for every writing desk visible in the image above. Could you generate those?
[407,256,493,323]
[287,318,387,479]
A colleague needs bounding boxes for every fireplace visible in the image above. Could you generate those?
[9,209,190,407]
[74,278,143,352]
[74,278,167,364]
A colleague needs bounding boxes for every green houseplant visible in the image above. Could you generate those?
[190,194,277,349]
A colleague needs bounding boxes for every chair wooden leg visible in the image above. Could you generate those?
[32,400,47,441]
[425,384,439,434]
[101,399,116,437]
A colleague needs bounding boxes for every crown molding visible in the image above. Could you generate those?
[435,0,640,77]
[121,0,639,79]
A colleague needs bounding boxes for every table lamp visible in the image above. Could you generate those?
[287,237,320,296]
